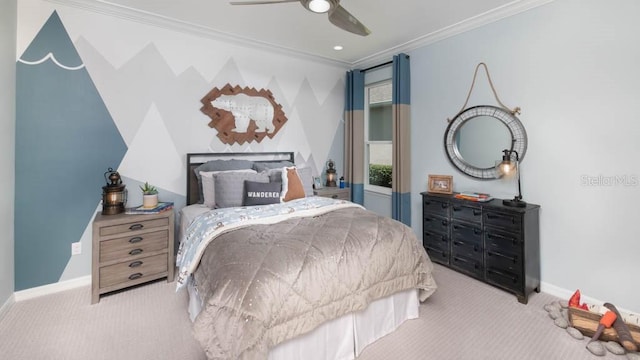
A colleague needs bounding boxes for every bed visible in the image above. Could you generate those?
[177,152,437,360]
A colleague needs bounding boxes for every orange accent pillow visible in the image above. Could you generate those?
[282,167,305,202]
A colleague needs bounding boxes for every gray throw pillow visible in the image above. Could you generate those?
[253,161,294,173]
[215,172,269,208]
[193,159,254,203]
[243,181,282,206]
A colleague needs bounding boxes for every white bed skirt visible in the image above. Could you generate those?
[187,279,418,360]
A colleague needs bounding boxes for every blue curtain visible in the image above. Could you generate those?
[344,70,365,205]
[392,53,411,225]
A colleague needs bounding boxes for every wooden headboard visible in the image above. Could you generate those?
[186,152,295,205]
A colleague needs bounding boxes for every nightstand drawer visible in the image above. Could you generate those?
[314,188,350,200]
[99,253,168,288]
[99,230,168,263]
[99,217,169,237]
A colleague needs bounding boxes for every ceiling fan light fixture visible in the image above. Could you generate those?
[307,0,331,13]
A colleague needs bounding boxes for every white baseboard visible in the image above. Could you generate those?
[541,281,639,324]
[0,293,15,321]
[13,275,91,302]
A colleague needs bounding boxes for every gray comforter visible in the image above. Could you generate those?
[192,206,437,359]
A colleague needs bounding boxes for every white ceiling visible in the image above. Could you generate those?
[60,0,553,67]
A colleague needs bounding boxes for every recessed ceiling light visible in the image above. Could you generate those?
[333,45,343,51]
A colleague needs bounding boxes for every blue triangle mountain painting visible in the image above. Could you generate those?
[15,11,127,290]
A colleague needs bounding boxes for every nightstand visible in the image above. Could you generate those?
[314,187,350,200]
[91,209,175,304]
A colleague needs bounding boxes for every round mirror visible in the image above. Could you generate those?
[444,105,527,179]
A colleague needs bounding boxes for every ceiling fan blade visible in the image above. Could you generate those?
[328,5,371,36]
[230,0,298,5]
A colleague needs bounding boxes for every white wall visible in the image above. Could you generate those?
[410,0,640,312]
[0,0,17,308]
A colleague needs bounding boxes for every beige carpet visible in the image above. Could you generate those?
[0,264,627,360]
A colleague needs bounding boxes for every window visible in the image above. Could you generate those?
[364,81,392,195]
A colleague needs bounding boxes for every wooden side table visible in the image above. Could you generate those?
[91,209,174,304]
[314,187,350,200]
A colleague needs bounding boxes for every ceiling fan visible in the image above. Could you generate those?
[229,0,371,36]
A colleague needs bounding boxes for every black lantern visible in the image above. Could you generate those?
[325,159,337,187]
[496,149,526,208]
[102,168,127,215]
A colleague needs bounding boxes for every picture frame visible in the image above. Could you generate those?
[427,175,453,194]
[313,176,323,189]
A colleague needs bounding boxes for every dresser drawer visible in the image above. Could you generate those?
[484,210,522,231]
[485,247,522,274]
[99,230,168,263]
[451,203,482,223]
[485,227,522,253]
[451,238,483,261]
[424,244,449,265]
[99,253,168,288]
[99,217,170,237]
[451,221,482,244]
[423,230,449,252]
[423,214,449,235]
[423,197,449,216]
[451,255,483,279]
[486,266,523,292]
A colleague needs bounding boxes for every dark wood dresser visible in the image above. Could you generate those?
[421,192,540,304]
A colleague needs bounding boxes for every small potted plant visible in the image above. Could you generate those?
[140,182,159,208]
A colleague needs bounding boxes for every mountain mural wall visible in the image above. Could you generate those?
[15,4,347,290]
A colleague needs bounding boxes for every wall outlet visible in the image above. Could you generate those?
[71,241,81,255]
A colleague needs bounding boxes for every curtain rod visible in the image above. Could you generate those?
[362,54,410,72]
[363,60,392,72]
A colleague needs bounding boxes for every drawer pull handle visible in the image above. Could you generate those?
[129,248,143,256]
[453,256,478,269]
[129,261,143,268]
[452,206,461,211]
[487,233,517,243]
[129,224,144,231]
[331,194,338,199]
[486,213,516,224]
[473,210,481,216]
[441,203,448,209]
[128,273,143,280]
[473,228,482,235]
[487,269,518,283]
[441,234,447,242]
[442,220,448,226]
[128,237,143,244]
[487,251,518,263]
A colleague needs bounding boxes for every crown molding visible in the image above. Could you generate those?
[45,0,554,69]
[44,0,352,68]
[351,0,556,69]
